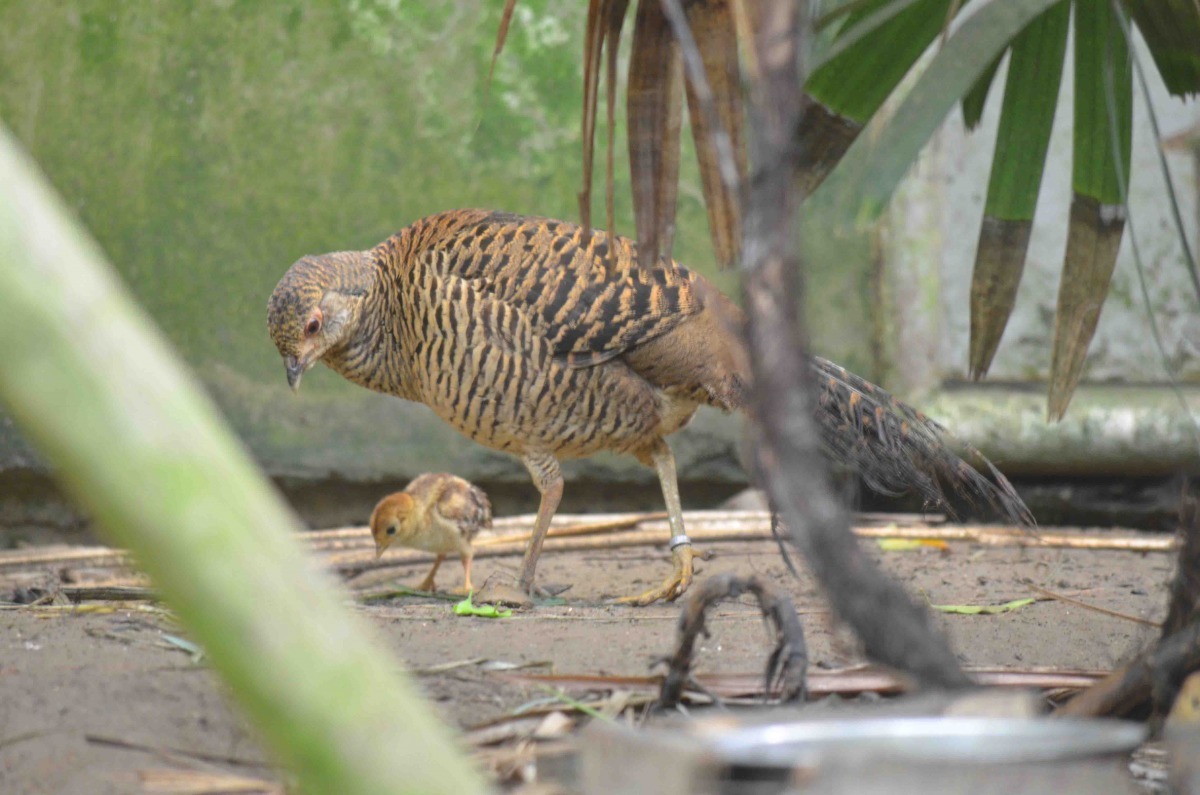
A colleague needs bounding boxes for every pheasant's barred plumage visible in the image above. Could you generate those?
[269,209,1032,603]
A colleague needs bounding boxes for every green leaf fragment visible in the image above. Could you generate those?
[161,633,205,662]
[454,592,513,619]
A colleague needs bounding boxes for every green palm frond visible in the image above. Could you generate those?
[491,0,1200,418]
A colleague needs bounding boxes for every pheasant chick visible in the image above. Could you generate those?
[369,473,492,594]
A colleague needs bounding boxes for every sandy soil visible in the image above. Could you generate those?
[0,529,1174,794]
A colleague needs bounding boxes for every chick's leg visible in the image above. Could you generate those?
[460,550,474,594]
[619,438,699,606]
[478,452,562,607]
[416,555,444,592]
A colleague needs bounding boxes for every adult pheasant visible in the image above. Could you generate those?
[267,210,1031,605]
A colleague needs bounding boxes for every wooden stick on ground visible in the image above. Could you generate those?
[1028,583,1161,628]
[1,515,1177,589]
[331,520,1176,577]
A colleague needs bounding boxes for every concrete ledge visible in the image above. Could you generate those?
[926,384,1200,477]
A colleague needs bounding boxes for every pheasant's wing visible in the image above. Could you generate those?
[811,357,1033,526]
[403,473,452,506]
[413,210,704,367]
[434,479,493,542]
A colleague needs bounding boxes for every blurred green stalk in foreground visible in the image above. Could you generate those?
[0,124,487,795]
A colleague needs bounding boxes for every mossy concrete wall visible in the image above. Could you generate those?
[0,2,796,527]
[1,4,1197,533]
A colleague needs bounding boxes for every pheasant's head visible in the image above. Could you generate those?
[267,251,372,391]
[369,492,417,558]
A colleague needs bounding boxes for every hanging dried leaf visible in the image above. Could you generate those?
[969,219,1033,378]
[796,99,862,200]
[579,1,607,234]
[487,0,520,86]
[603,0,630,235]
[627,0,683,267]
[1048,0,1132,421]
[681,0,746,268]
[1048,196,1125,420]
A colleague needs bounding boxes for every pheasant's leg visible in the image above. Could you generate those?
[619,439,698,606]
[416,555,444,592]
[517,453,564,594]
[477,453,563,607]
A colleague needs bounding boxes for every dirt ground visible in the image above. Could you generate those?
[0,525,1175,794]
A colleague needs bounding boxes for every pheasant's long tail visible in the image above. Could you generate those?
[808,357,1033,526]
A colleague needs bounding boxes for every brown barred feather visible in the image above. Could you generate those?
[268,209,1031,531]
[405,472,493,544]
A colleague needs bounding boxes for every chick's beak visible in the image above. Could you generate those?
[374,538,387,559]
[285,355,306,392]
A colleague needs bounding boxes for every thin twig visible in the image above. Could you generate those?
[85,734,269,768]
[1028,583,1161,628]
[2,516,1173,585]
[0,731,49,751]
[136,768,282,795]
[63,585,159,602]
[0,546,131,571]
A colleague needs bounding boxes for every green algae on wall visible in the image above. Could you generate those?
[0,1,870,487]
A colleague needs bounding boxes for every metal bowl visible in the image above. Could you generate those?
[709,716,1147,767]
[583,715,1147,795]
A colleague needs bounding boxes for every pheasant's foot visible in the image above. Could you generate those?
[475,582,534,609]
[538,582,573,597]
[476,578,565,608]
[414,573,438,593]
[616,544,702,606]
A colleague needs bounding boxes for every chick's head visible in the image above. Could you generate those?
[369,492,418,558]
[267,251,372,391]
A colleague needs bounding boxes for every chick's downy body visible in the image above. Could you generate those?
[268,209,1031,605]
[370,473,491,593]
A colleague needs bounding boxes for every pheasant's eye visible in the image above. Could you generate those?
[386,525,397,536]
[304,317,321,336]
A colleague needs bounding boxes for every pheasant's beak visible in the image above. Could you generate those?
[285,355,306,392]
[374,538,388,559]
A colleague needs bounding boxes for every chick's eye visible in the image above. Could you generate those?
[386,526,397,536]
[304,318,321,336]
